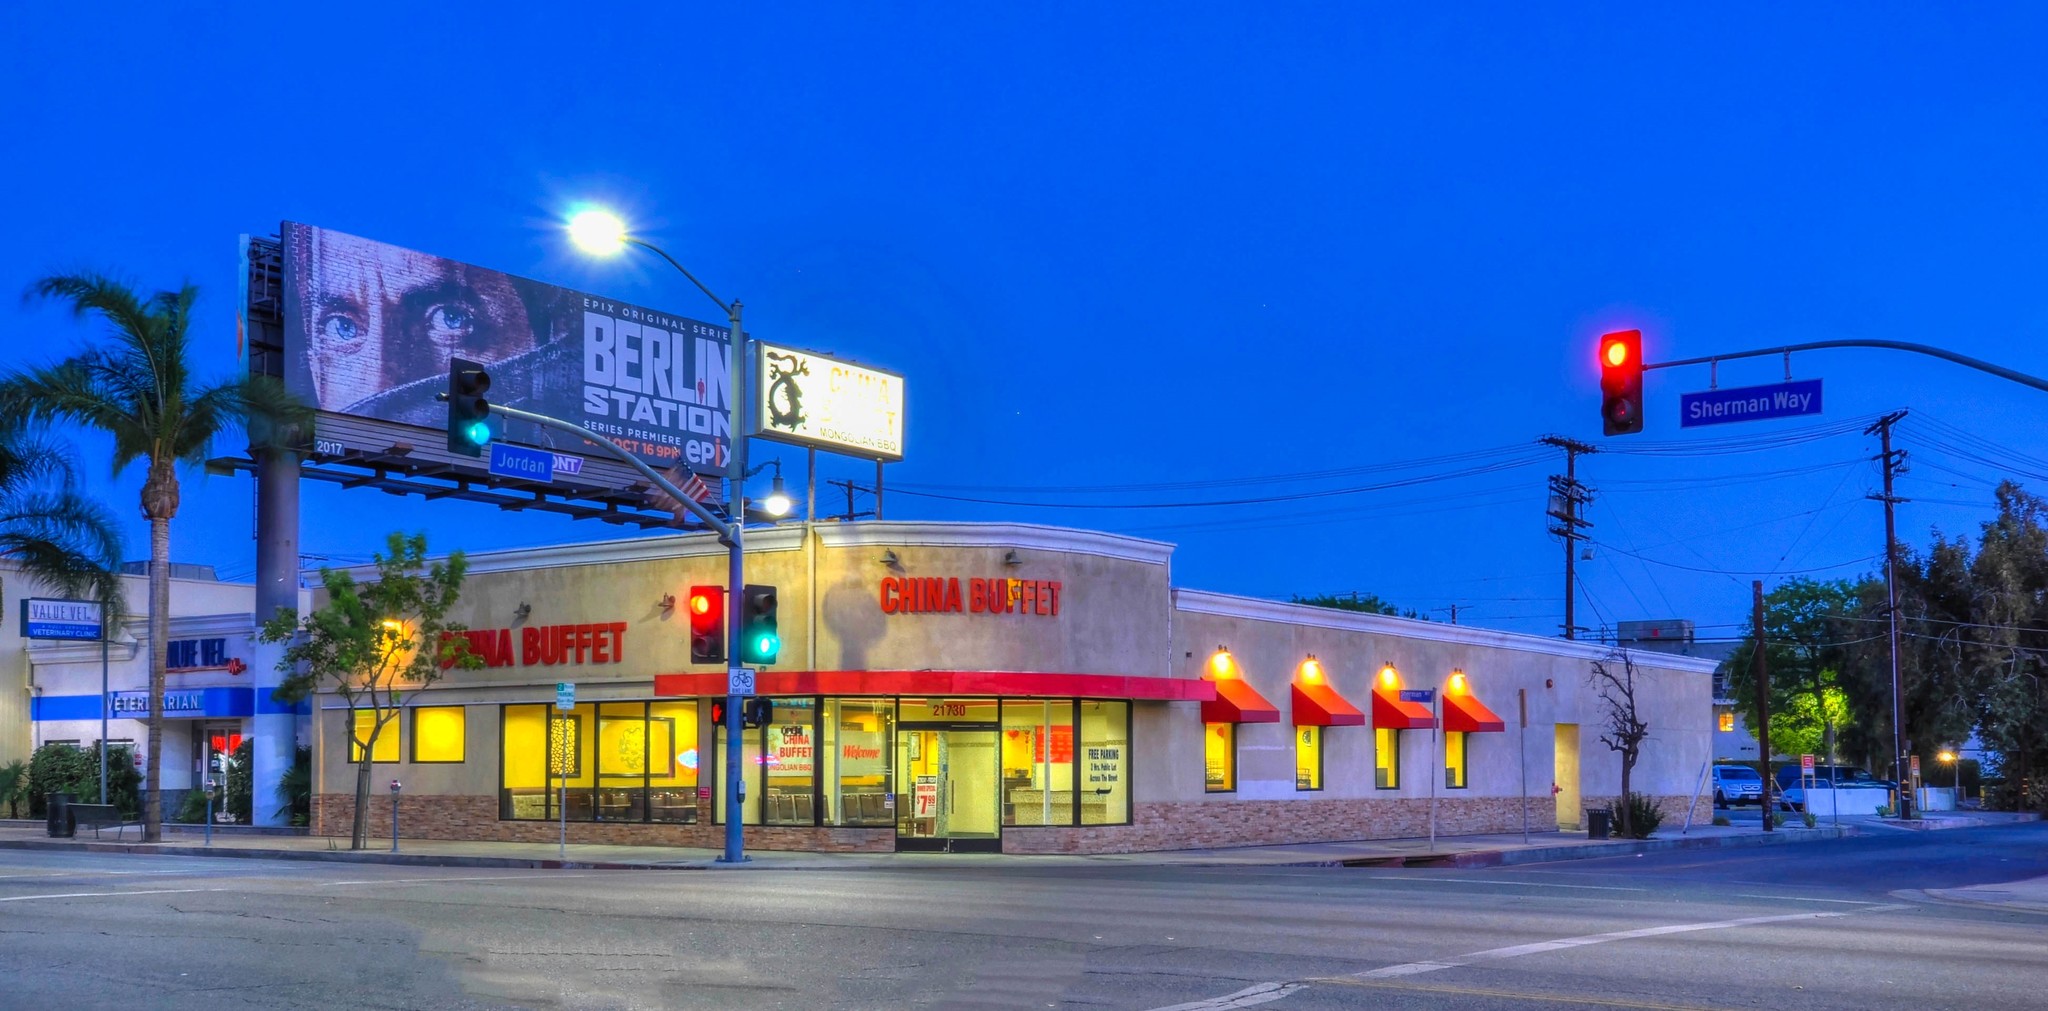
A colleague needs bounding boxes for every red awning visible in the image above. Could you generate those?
[1443,693,1506,733]
[1292,682,1365,727]
[1200,678,1281,724]
[1372,687,1436,730]
[653,669,1217,702]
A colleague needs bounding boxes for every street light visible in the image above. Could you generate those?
[1938,749,1959,805]
[569,205,751,865]
[754,459,793,518]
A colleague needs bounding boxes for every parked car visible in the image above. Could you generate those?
[1774,765,1896,792]
[1712,764,1766,807]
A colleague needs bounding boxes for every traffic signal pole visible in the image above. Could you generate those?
[1641,338,2048,394]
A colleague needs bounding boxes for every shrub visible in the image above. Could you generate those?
[1608,791,1664,839]
[170,788,211,825]
[1711,814,1731,827]
[1802,812,1817,829]
[26,742,141,817]
[0,760,26,818]
[1771,812,1787,828]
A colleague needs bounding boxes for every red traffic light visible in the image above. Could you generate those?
[1598,330,1644,436]
[688,585,724,664]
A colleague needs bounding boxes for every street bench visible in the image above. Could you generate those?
[68,803,139,840]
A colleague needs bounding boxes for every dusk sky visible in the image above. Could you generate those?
[5,5,2046,643]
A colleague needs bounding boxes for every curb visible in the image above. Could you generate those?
[1336,825,1856,869]
[0,826,1856,873]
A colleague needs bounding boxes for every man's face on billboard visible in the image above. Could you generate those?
[302,232,537,410]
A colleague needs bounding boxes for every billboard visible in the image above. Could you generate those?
[753,341,905,460]
[282,222,733,477]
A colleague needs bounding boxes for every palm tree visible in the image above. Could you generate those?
[0,421,125,611]
[6,272,299,842]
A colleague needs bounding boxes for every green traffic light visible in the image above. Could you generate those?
[755,634,779,655]
[464,420,491,446]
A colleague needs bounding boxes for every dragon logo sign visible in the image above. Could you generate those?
[751,341,904,460]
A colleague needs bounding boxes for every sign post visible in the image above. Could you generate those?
[21,599,107,803]
[555,683,574,858]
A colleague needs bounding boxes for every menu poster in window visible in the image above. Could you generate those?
[773,724,814,776]
[1033,725,1075,765]
[1085,745,1122,789]
[913,776,939,817]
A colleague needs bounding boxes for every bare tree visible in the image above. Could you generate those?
[1589,649,1652,836]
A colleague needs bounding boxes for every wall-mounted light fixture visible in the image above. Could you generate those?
[1208,646,1236,678]
[1447,669,1468,695]
[658,593,676,613]
[514,602,532,623]
[1377,663,1399,689]
[1299,655,1323,683]
[1002,549,1022,566]
[880,549,901,568]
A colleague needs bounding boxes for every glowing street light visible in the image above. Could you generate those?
[762,473,793,518]
[567,209,628,256]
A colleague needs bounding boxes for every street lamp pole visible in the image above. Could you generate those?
[570,212,751,864]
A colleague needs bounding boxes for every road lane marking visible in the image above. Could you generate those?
[1354,905,1909,979]
[1365,876,1646,891]
[1732,894,1882,904]
[321,873,589,887]
[0,887,226,903]
[1321,977,1728,1010]
[1141,982,1304,1011]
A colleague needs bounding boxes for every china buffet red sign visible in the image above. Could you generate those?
[442,622,630,668]
[879,577,1062,616]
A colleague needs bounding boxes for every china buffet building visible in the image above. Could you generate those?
[314,522,1715,854]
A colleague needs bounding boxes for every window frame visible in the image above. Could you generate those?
[1205,722,1237,793]
[410,705,467,764]
[1375,727,1400,789]
[1295,724,1323,791]
[349,708,401,764]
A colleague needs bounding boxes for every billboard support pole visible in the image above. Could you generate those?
[99,636,108,805]
[251,429,303,827]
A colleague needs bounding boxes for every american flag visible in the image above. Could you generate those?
[649,462,717,525]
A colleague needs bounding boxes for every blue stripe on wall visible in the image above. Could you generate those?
[31,695,104,721]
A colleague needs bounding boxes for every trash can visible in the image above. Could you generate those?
[1586,807,1611,840]
[46,792,75,838]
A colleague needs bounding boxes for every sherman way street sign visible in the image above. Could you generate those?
[1679,379,1823,428]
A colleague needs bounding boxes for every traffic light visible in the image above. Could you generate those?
[687,585,725,664]
[446,357,493,456]
[709,699,728,726]
[738,584,780,665]
[741,697,770,729]
[1599,329,1644,436]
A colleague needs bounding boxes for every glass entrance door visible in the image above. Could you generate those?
[895,727,998,852]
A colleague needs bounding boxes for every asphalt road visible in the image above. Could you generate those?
[0,824,2043,1010]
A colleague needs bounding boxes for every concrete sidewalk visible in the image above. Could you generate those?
[0,815,1868,871]
[1922,874,2048,914]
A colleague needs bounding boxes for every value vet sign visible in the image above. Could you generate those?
[20,598,104,641]
[752,341,904,460]
[1680,379,1823,428]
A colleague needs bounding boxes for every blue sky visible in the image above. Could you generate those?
[4,4,2046,642]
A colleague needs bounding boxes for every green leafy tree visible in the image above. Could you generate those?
[1719,578,1864,765]
[259,533,481,849]
[4,272,305,842]
[1969,483,2048,810]
[1292,592,1422,619]
[0,760,27,818]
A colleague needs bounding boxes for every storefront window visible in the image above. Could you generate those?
[1295,726,1322,791]
[1205,723,1236,792]
[412,706,465,763]
[1445,730,1467,789]
[1002,701,1074,826]
[349,708,400,763]
[715,714,765,825]
[764,698,817,825]
[1079,701,1128,824]
[500,701,695,824]
[598,702,650,822]
[1375,727,1400,789]
[821,700,892,826]
[647,701,699,823]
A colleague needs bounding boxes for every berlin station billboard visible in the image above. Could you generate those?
[281,222,733,478]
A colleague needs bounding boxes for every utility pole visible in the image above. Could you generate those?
[1437,603,1465,625]
[1752,579,1772,833]
[1866,410,1911,818]
[828,479,876,523]
[1540,436,1597,640]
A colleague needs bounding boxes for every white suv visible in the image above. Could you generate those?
[1712,765,1765,807]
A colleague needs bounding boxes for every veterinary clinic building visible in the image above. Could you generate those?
[313,522,1715,853]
